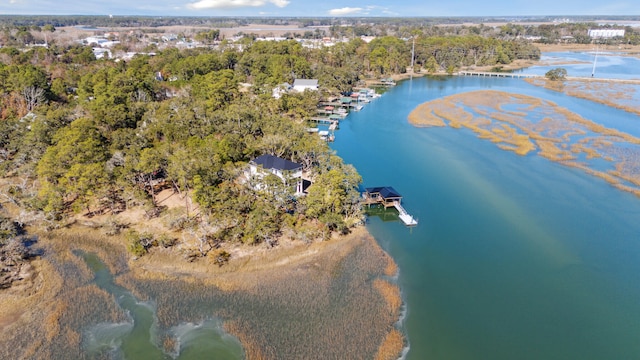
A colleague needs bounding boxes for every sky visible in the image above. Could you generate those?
[1,0,639,17]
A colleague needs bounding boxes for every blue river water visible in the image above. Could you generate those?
[519,50,640,79]
[331,56,640,359]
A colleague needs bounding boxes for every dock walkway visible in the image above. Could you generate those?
[393,200,418,226]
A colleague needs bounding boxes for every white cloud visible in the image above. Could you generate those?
[328,7,363,16]
[187,0,289,10]
[270,0,289,6]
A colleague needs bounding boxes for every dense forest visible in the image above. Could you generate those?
[0,18,545,259]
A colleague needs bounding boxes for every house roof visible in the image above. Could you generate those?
[251,154,302,171]
[365,186,402,199]
[293,79,318,87]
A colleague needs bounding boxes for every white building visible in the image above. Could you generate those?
[85,36,109,46]
[248,154,304,195]
[588,29,625,39]
[272,82,292,99]
[92,48,111,59]
[292,79,319,92]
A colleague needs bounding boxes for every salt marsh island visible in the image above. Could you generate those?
[408,90,640,197]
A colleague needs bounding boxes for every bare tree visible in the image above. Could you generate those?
[22,86,46,111]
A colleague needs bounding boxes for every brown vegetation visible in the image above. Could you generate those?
[526,78,640,116]
[408,89,640,197]
[375,329,405,360]
[0,220,404,359]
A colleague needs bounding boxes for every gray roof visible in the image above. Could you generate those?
[365,186,402,199]
[293,79,318,87]
[251,154,302,171]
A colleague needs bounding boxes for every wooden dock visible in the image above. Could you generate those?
[309,117,338,125]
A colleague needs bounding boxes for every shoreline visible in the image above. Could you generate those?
[125,224,406,359]
[0,215,405,359]
[7,40,625,359]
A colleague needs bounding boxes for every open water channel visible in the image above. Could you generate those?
[330,52,640,359]
[75,52,640,359]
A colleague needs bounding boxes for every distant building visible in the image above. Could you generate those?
[161,34,178,42]
[248,154,304,195]
[272,82,292,99]
[360,36,376,43]
[292,79,319,92]
[257,37,288,42]
[588,29,625,39]
[85,36,108,46]
[92,48,111,59]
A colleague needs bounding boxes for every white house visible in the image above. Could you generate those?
[272,82,292,99]
[588,29,625,39]
[85,36,109,46]
[248,154,304,195]
[92,48,111,59]
[292,79,319,93]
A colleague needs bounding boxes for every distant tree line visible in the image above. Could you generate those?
[0,21,553,252]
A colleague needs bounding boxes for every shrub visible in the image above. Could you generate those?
[208,249,231,267]
[127,237,147,257]
[125,229,155,256]
[0,215,23,244]
[157,234,177,248]
[545,67,567,81]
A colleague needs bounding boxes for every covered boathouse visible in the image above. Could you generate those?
[363,186,418,226]
[363,186,403,208]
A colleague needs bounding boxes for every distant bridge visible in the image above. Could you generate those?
[458,71,541,79]
[459,71,640,84]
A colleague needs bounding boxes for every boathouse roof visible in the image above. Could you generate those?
[251,154,302,171]
[365,186,402,199]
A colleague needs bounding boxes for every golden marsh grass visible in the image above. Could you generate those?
[375,328,405,360]
[1,224,404,360]
[526,78,640,116]
[408,89,640,197]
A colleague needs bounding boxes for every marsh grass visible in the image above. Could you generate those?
[2,226,403,359]
[526,78,640,116]
[408,89,640,197]
[375,329,405,360]
[122,228,403,359]
[0,229,131,359]
[224,320,270,360]
[374,279,402,315]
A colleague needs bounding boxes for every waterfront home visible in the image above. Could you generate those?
[272,82,292,99]
[248,154,304,195]
[292,79,319,92]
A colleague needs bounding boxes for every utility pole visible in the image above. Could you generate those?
[591,43,598,77]
[410,36,415,75]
